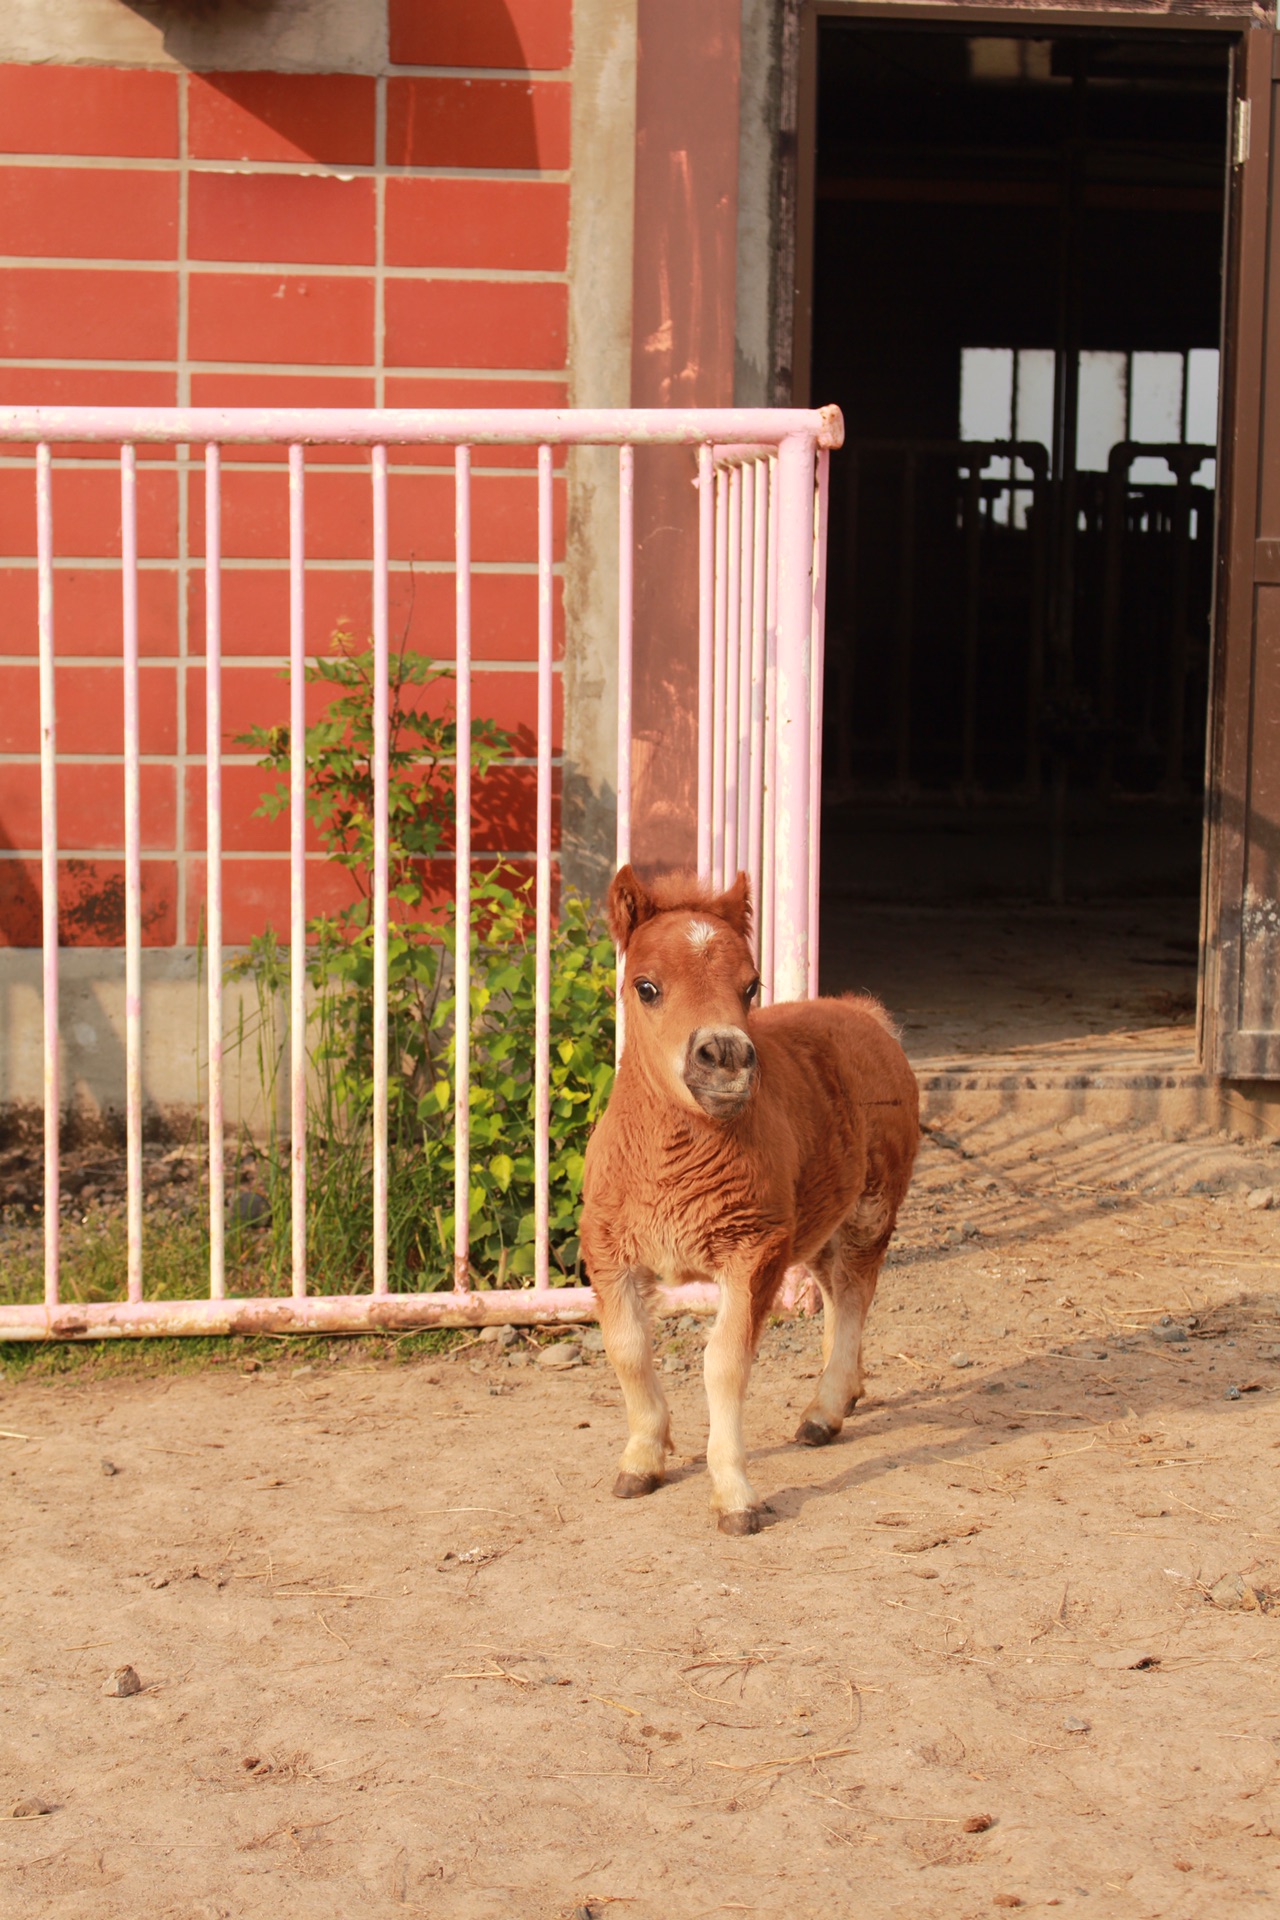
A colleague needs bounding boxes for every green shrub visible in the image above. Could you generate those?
[230,631,616,1292]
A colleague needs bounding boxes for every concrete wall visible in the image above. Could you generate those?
[562,0,637,900]
[0,947,284,1133]
[0,0,387,72]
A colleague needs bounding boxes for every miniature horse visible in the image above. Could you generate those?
[580,866,919,1534]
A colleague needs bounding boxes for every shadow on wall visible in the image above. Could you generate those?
[0,807,172,951]
[116,1,550,168]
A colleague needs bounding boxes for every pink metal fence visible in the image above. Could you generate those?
[0,405,839,1338]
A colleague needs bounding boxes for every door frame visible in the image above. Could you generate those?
[788,0,1264,1076]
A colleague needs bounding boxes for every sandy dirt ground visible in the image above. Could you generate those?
[3,1107,1280,1920]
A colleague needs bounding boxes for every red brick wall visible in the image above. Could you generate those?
[0,0,571,947]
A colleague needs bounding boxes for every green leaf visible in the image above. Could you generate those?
[490,1153,514,1193]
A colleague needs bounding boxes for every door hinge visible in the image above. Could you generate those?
[1235,97,1252,168]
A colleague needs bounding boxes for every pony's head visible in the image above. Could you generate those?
[607,865,760,1120]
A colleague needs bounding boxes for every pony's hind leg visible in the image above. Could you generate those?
[596,1265,672,1497]
[794,1222,884,1448]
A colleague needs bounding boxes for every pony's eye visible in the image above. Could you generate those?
[634,978,660,1006]
[744,979,760,1004]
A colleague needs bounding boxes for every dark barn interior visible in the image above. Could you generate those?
[812,24,1234,1049]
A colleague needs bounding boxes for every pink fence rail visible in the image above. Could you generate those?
[0,405,839,1339]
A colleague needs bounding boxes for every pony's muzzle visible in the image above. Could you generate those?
[683,1026,757,1117]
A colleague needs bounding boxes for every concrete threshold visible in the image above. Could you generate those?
[908,1025,1277,1135]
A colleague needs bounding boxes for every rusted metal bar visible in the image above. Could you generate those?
[288,443,307,1298]
[453,446,472,1294]
[371,444,390,1297]
[204,445,225,1300]
[120,447,143,1304]
[37,443,58,1310]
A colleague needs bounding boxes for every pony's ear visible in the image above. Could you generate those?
[607,864,657,952]
[710,870,753,939]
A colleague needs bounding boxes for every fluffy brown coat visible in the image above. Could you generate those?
[580,866,919,1533]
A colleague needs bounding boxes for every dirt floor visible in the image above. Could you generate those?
[4,1106,1280,1920]
[820,900,1200,1058]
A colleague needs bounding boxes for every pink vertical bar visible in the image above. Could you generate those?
[534,444,554,1290]
[772,433,817,1003]
[696,444,714,882]
[121,446,143,1304]
[760,453,781,1003]
[454,447,472,1294]
[616,443,634,872]
[723,463,742,881]
[371,445,390,1296]
[746,456,769,928]
[736,459,755,871]
[289,444,307,1298]
[204,446,225,1299]
[36,444,58,1309]
[615,442,634,1063]
[808,446,830,999]
[711,467,728,891]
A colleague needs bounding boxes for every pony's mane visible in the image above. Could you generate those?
[646,871,754,939]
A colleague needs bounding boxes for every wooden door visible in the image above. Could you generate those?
[1206,25,1280,1078]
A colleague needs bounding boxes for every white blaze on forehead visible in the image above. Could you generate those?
[686,918,716,950]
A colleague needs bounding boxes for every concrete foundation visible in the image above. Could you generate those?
[0,947,285,1139]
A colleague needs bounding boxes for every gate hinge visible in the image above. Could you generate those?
[1235,97,1252,167]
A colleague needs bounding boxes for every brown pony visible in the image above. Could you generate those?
[580,866,919,1534]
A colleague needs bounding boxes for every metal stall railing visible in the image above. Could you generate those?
[0,405,839,1338]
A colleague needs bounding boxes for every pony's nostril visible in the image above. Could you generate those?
[696,1041,718,1069]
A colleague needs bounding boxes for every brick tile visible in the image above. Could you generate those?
[185,762,315,854]
[185,656,552,759]
[383,376,567,409]
[382,374,568,468]
[0,367,178,409]
[0,65,178,158]
[0,167,178,262]
[387,469,565,563]
[385,278,565,372]
[189,372,377,410]
[0,369,177,458]
[186,566,559,662]
[385,178,567,270]
[187,72,376,165]
[188,466,373,561]
[471,763,555,852]
[186,661,359,756]
[188,371,376,464]
[188,172,375,266]
[0,664,176,754]
[0,567,178,657]
[183,854,359,945]
[0,857,178,948]
[393,569,563,661]
[0,466,178,561]
[0,267,178,361]
[188,271,373,366]
[390,0,572,70]
[0,762,175,853]
[387,77,569,170]
[368,663,554,755]
[187,566,377,658]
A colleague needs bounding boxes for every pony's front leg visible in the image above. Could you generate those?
[705,1247,788,1535]
[595,1264,672,1498]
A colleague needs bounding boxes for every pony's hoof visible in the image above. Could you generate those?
[795,1417,838,1448]
[613,1470,662,1500]
[717,1507,764,1536]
